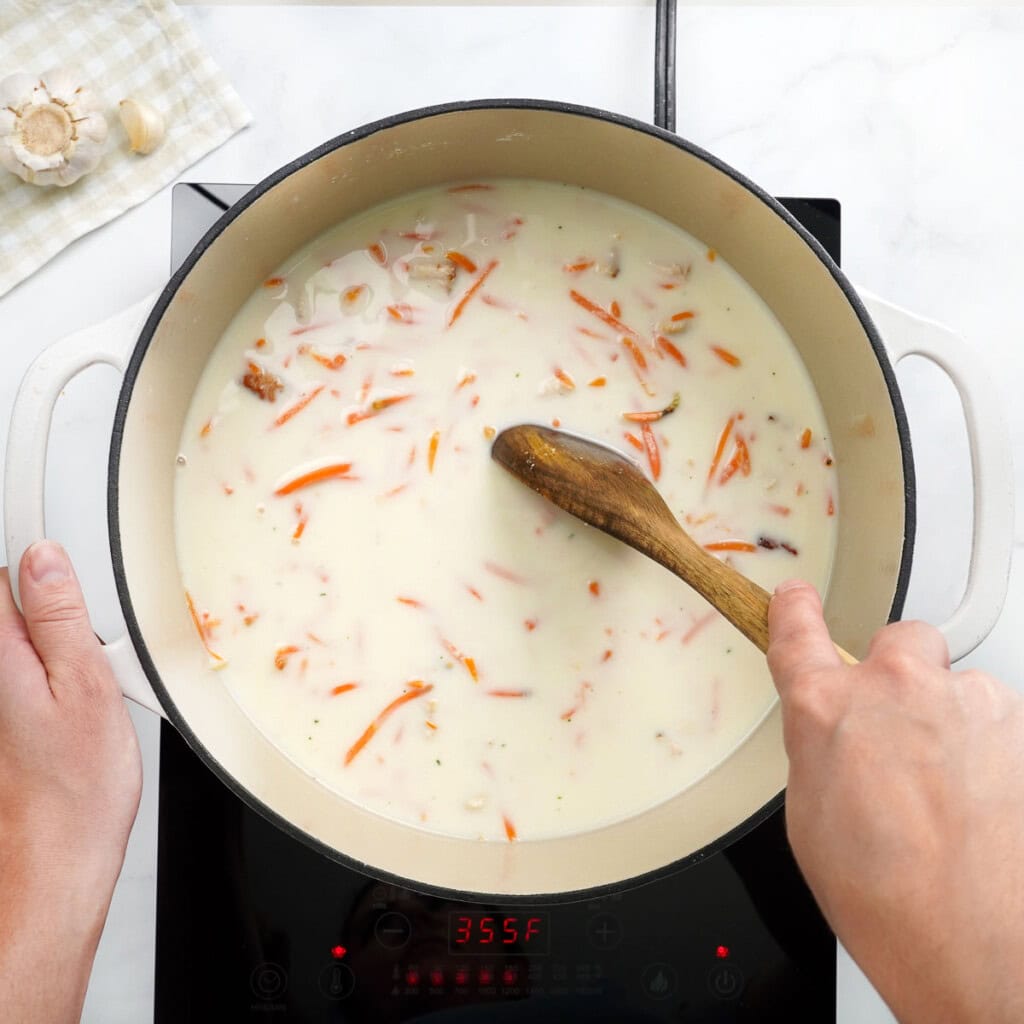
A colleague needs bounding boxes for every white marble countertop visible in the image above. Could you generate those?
[1,5,1021,1023]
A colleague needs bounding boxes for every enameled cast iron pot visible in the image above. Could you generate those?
[5,100,1013,900]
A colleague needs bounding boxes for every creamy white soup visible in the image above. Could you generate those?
[174,179,837,842]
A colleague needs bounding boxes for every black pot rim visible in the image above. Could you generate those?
[108,97,915,906]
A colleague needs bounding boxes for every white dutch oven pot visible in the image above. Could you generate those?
[4,102,1014,900]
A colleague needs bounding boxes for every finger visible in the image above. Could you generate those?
[0,567,29,643]
[867,619,950,670]
[767,580,843,700]
[18,541,104,690]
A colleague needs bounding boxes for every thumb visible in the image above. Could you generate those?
[766,579,842,700]
[19,541,103,686]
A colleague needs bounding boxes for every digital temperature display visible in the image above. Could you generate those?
[448,912,550,956]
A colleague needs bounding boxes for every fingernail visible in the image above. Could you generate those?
[774,579,807,596]
[26,541,71,584]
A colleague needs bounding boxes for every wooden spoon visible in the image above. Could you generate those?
[492,423,856,664]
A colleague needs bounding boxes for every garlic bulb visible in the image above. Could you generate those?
[118,98,165,156]
[0,69,107,186]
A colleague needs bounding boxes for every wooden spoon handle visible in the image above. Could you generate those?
[652,524,858,664]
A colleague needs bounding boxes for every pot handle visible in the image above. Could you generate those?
[857,288,1015,661]
[4,292,167,718]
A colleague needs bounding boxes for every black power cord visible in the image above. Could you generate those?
[654,0,677,132]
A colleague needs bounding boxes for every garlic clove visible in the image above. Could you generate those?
[118,98,165,155]
[40,67,80,106]
[77,110,108,145]
[0,72,36,108]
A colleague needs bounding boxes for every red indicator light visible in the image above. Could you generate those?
[716,945,730,960]
[454,969,469,986]
[502,966,518,986]
[330,945,347,959]
[405,968,421,986]
[479,967,494,986]
[429,968,444,987]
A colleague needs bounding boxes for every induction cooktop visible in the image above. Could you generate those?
[154,179,840,1023]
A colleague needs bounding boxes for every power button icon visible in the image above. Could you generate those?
[708,962,744,1000]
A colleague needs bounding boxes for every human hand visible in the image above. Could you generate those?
[767,580,1024,1024]
[0,541,142,1024]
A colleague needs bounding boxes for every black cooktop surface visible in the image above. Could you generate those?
[155,183,840,1023]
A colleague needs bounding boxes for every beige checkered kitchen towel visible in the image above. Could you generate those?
[0,0,251,297]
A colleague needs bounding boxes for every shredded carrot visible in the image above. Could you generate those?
[331,683,359,696]
[199,418,213,438]
[386,303,418,324]
[446,250,477,274]
[768,503,792,516]
[456,370,477,391]
[657,335,687,367]
[487,689,531,698]
[427,430,440,472]
[344,683,434,765]
[827,494,836,516]
[589,376,607,387]
[448,260,498,328]
[796,482,806,497]
[524,618,538,631]
[707,248,717,262]
[274,462,354,496]
[255,337,267,348]
[399,229,436,241]
[484,561,527,584]
[442,638,479,681]
[601,649,613,662]
[367,242,387,266]
[589,580,601,597]
[302,347,347,371]
[448,183,494,193]
[624,431,644,451]
[704,540,757,553]
[425,720,438,730]
[577,326,607,340]
[551,417,561,428]
[503,815,518,841]
[274,645,300,670]
[342,284,367,307]
[800,428,812,449]
[383,483,409,499]
[610,300,622,318]
[553,367,576,390]
[184,591,224,661]
[622,337,648,370]
[563,259,594,273]
[682,611,717,645]
[347,393,412,426]
[641,422,661,480]
[466,585,484,602]
[623,393,679,424]
[711,345,741,367]
[272,385,325,429]
[397,596,423,608]
[568,289,638,338]
[671,310,696,323]
[719,435,751,486]
[292,503,308,540]
[263,277,285,288]
[708,415,736,483]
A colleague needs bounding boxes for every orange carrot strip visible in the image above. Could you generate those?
[487,689,531,698]
[719,436,752,486]
[641,422,661,480]
[200,418,213,438]
[184,591,224,661]
[397,596,423,608]
[624,431,644,451]
[484,561,527,584]
[303,348,347,371]
[704,540,757,553]
[568,289,638,338]
[427,430,440,472]
[344,683,434,765]
[657,335,687,367]
[274,462,354,496]
[524,618,538,631]
[624,410,663,423]
[553,367,576,390]
[610,300,622,318]
[711,345,741,367]
[442,638,479,681]
[448,183,494,193]
[466,585,484,602]
[589,580,600,597]
[800,428,812,449]
[601,649,613,662]
[671,310,696,323]
[347,394,412,426]
[263,277,285,288]
[589,376,607,387]
[707,248,717,262]
[386,303,418,324]
[273,385,325,428]
[274,645,300,670]
[446,250,477,273]
[682,611,717,645]
[448,260,499,328]
[563,260,594,273]
[708,415,736,483]
[769,503,792,516]
[331,683,359,696]
[503,815,518,842]
[622,337,648,370]
[827,494,836,516]
[255,337,267,348]
[425,720,438,730]
[367,242,387,266]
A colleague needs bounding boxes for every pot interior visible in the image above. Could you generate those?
[113,103,908,897]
